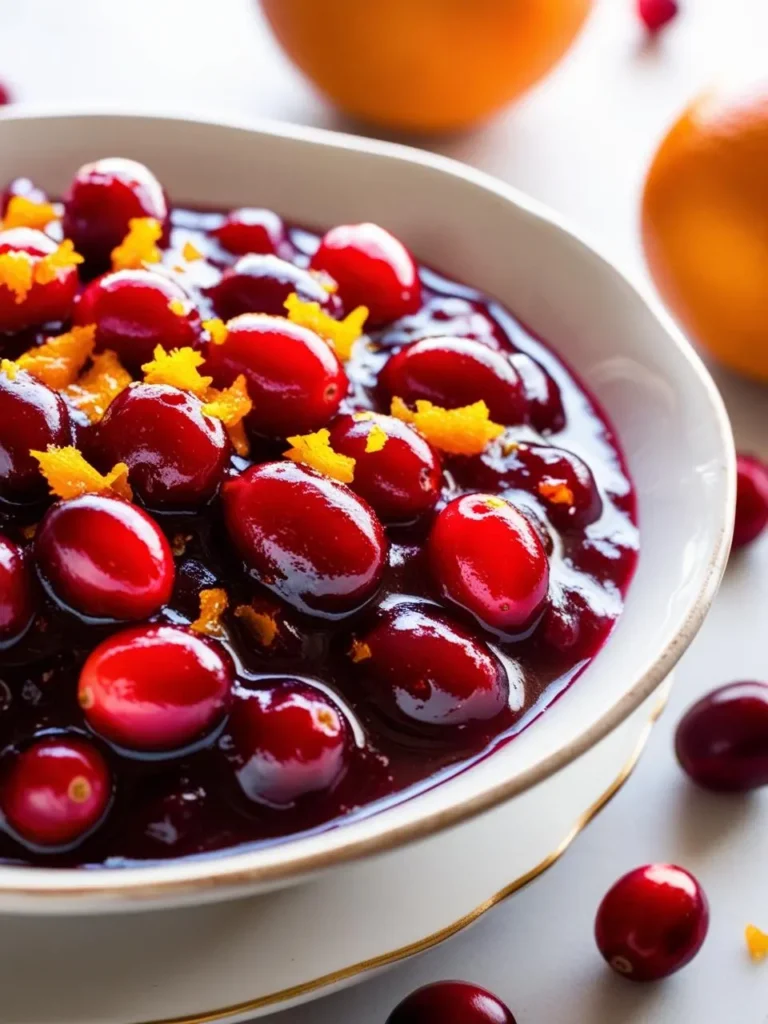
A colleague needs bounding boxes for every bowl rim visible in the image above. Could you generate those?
[0,106,736,901]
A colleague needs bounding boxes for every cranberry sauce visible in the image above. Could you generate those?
[0,198,638,868]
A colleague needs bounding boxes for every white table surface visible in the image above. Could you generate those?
[5,1,768,1020]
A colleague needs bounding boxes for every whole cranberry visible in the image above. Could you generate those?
[328,413,442,523]
[595,864,709,981]
[0,83,11,106]
[1,177,48,215]
[310,222,421,326]
[79,624,233,752]
[73,269,202,370]
[226,681,350,806]
[62,157,169,268]
[0,228,79,332]
[675,681,768,791]
[638,0,679,33]
[733,454,768,549]
[0,534,35,645]
[429,494,549,634]
[386,982,516,1024]
[35,494,174,621]
[207,253,341,321]
[354,604,510,730]
[510,353,565,433]
[0,367,72,503]
[379,337,526,425]
[212,208,288,256]
[222,461,386,616]
[206,313,347,437]
[511,444,602,531]
[2,736,111,847]
[91,383,230,509]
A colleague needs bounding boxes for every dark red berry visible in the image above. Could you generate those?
[227,681,350,806]
[380,337,526,425]
[2,736,111,847]
[212,208,288,257]
[354,604,509,730]
[733,454,768,549]
[62,157,169,269]
[638,0,679,33]
[35,494,174,621]
[0,83,11,106]
[222,461,386,616]
[91,383,230,509]
[1,177,47,215]
[675,681,768,791]
[429,494,549,634]
[310,222,421,326]
[509,443,602,531]
[0,228,79,332]
[595,864,708,981]
[328,412,442,523]
[0,533,35,645]
[79,624,233,752]
[377,296,503,351]
[510,353,565,433]
[207,253,341,321]
[205,313,347,437]
[73,269,201,370]
[386,982,517,1024]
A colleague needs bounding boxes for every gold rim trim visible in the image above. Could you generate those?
[137,695,667,1024]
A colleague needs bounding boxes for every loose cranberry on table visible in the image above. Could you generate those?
[0,534,35,646]
[0,228,80,332]
[732,453,768,549]
[35,493,174,621]
[638,0,679,33]
[2,736,111,848]
[226,681,350,807]
[207,253,342,321]
[386,982,516,1024]
[0,83,11,106]
[79,624,233,753]
[595,864,709,981]
[310,222,421,326]
[211,208,289,257]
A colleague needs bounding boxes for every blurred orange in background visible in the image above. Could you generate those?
[259,0,593,134]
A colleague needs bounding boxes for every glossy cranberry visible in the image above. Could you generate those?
[35,494,174,621]
[73,269,201,370]
[429,494,549,634]
[328,412,442,522]
[675,681,768,791]
[506,443,602,531]
[638,0,679,32]
[208,253,341,321]
[355,604,509,729]
[212,208,288,256]
[0,83,11,106]
[380,337,526,425]
[0,228,79,332]
[310,222,421,327]
[62,157,169,268]
[91,383,230,509]
[79,625,233,752]
[1,177,47,214]
[733,454,768,549]
[205,313,347,437]
[595,864,709,981]
[0,534,35,645]
[222,461,386,616]
[386,982,516,1024]
[377,296,503,351]
[2,736,111,847]
[226,681,350,807]
[0,367,72,502]
[510,353,565,433]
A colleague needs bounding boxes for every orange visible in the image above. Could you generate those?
[643,83,768,381]
[259,0,593,134]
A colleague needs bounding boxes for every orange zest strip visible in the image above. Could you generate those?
[349,639,372,663]
[3,196,59,231]
[284,428,355,484]
[538,479,575,506]
[63,350,131,423]
[202,375,252,427]
[33,240,84,285]
[111,217,162,271]
[365,423,388,453]
[284,292,368,362]
[182,241,203,261]
[390,396,504,456]
[746,924,768,962]
[20,523,37,540]
[31,445,132,501]
[17,324,96,390]
[0,358,18,380]
[234,604,279,647]
[190,588,229,637]
[202,318,229,346]
[141,344,212,395]
[0,251,34,303]
[168,297,188,317]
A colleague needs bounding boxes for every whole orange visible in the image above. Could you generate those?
[643,83,768,381]
[259,0,593,134]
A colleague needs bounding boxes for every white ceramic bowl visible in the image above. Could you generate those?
[0,110,734,915]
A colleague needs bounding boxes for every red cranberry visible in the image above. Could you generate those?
[206,314,347,437]
[0,368,72,503]
[0,228,79,332]
[380,337,526,425]
[212,208,288,256]
[0,534,35,645]
[91,384,230,509]
[510,353,565,433]
[222,461,386,616]
[675,681,768,791]
[386,982,516,1024]
[515,444,602,530]
[354,604,509,729]
[226,681,349,806]
[73,269,201,370]
[638,0,679,32]
[328,413,442,523]
[0,83,11,106]
[310,222,421,327]
[595,864,709,981]
[62,157,169,269]
[429,494,549,634]
[2,736,111,847]
[79,624,233,752]
[1,177,48,215]
[207,253,341,321]
[35,494,174,621]
[733,454,768,549]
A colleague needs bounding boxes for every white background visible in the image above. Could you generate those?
[5,2,768,1020]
